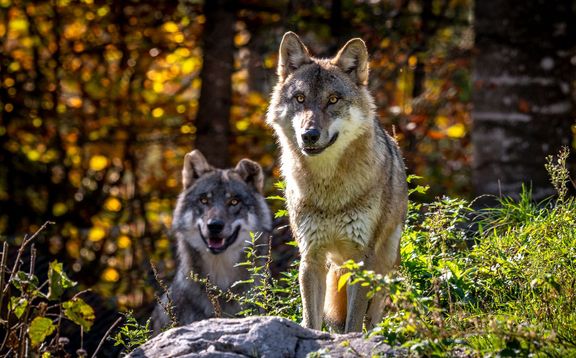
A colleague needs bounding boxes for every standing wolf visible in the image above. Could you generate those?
[266,32,408,333]
[151,150,272,334]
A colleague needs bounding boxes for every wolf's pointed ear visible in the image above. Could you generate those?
[235,159,264,194]
[182,150,213,189]
[277,32,311,81]
[332,38,369,86]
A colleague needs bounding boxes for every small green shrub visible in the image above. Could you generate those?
[0,222,96,357]
[233,232,301,321]
[339,148,576,356]
[110,311,151,354]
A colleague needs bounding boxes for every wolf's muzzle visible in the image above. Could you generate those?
[199,225,241,255]
[301,128,321,146]
[207,219,225,235]
[302,132,339,156]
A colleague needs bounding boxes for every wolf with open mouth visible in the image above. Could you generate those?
[151,150,271,334]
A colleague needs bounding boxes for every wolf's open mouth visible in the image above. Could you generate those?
[302,132,339,156]
[199,225,241,254]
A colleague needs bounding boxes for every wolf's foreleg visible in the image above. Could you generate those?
[299,257,326,330]
[324,265,347,333]
[364,224,402,329]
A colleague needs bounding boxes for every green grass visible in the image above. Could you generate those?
[338,148,576,356]
[235,184,576,356]
[236,147,576,357]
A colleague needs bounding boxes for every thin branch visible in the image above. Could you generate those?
[151,262,178,329]
[0,241,9,314]
[3,221,54,295]
[91,316,123,358]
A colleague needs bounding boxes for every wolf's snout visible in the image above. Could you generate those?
[207,219,225,235]
[302,128,321,146]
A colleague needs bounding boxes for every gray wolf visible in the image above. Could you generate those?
[151,150,272,334]
[266,32,408,333]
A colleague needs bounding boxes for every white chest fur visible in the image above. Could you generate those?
[280,106,385,256]
[199,242,244,289]
[289,191,381,255]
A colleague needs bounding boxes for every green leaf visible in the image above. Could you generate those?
[443,260,461,278]
[63,297,95,332]
[338,272,352,291]
[9,297,28,319]
[286,240,298,247]
[12,271,39,294]
[29,316,56,348]
[414,185,430,194]
[48,260,77,301]
[406,174,422,183]
[274,209,288,218]
[273,181,286,190]
[266,195,286,202]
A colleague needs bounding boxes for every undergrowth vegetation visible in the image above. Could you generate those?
[344,147,576,356]
[233,146,576,356]
[0,222,98,357]
[2,148,574,357]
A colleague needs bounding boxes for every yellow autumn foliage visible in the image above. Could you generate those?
[89,155,108,171]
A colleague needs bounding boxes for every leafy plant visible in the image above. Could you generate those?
[110,311,152,354]
[151,262,179,332]
[0,222,96,357]
[233,232,302,322]
[187,231,302,323]
[335,149,576,356]
[231,181,301,321]
[545,146,575,201]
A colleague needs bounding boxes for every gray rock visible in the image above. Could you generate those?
[128,316,392,357]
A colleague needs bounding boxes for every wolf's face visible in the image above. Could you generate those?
[172,150,267,255]
[267,32,375,158]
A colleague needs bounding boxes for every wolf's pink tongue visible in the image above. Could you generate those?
[209,238,225,248]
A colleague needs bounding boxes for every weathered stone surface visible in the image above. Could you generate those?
[128,316,392,357]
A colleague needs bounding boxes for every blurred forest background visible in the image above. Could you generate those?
[0,0,574,352]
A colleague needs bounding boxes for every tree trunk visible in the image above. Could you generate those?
[194,0,236,168]
[411,0,432,99]
[472,0,576,200]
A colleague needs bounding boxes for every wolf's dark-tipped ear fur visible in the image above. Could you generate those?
[277,32,311,81]
[235,159,264,194]
[332,38,369,86]
[182,150,213,189]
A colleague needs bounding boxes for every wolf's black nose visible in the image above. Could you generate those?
[207,219,225,235]
[302,128,320,145]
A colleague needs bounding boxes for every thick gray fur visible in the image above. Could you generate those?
[151,150,271,334]
[267,32,408,333]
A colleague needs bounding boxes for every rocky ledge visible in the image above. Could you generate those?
[128,316,393,357]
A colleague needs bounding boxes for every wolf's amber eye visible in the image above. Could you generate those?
[328,95,339,104]
[295,94,305,103]
[200,197,209,205]
[229,198,240,206]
